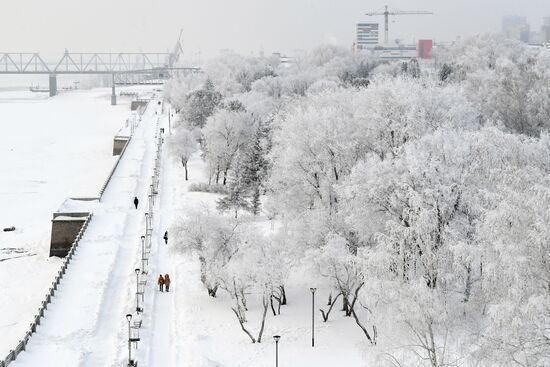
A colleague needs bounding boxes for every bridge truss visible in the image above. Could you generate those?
[0,36,198,103]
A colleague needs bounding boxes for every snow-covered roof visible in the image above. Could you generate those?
[56,197,98,213]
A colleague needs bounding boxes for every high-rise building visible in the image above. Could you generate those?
[502,15,530,42]
[355,23,379,50]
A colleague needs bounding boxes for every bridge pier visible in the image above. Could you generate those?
[111,74,117,105]
[49,74,57,97]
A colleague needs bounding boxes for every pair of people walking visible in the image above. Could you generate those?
[157,274,171,292]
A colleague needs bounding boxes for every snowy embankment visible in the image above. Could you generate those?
[10,96,161,366]
[139,127,369,366]
[0,88,135,357]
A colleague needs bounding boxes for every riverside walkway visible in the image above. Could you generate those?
[12,99,161,367]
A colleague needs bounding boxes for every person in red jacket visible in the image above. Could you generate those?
[157,274,165,292]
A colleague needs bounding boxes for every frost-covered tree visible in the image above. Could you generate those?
[308,233,377,344]
[202,109,254,185]
[340,127,550,365]
[173,208,241,297]
[166,37,550,365]
[164,73,206,112]
[184,79,223,128]
[217,150,251,218]
[240,125,269,215]
[217,229,292,342]
[170,128,197,180]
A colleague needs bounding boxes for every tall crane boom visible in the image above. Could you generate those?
[169,29,184,67]
[365,5,433,44]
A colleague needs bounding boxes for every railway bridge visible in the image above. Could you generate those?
[0,35,198,104]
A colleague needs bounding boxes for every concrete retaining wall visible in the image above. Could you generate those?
[131,100,148,111]
[113,136,129,156]
[49,212,90,257]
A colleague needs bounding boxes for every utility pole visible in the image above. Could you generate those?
[111,74,117,105]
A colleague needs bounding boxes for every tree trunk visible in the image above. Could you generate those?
[207,285,218,297]
[351,308,376,345]
[256,295,269,343]
[240,288,248,311]
[320,292,342,322]
[223,167,229,186]
[463,264,472,304]
[346,283,364,317]
[184,163,188,181]
[251,186,260,215]
[271,294,282,315]
[199,256,217,297]
[342,295,350,315]
[231,307,256,343]
[270,295,277,316]
[279,285,287,305]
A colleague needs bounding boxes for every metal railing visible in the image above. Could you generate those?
[98,100,151,200]
[1,213,93,367]
[98,136,132,200]
[125,100,165,366]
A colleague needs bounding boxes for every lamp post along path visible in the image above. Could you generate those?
[273,335,281,367]
[310,287,316,347]
[126,314,132,365]
[134,269,141,313]
[141,235,146,273]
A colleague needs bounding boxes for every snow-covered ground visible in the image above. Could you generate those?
[0,88,137,357]
[6,100,372,366]
[148,140,369,366]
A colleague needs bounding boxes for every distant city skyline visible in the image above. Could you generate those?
[0,0,549,58]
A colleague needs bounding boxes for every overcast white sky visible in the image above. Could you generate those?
[0,0,549,58]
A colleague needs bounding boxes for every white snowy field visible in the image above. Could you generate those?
[0,88,136,357]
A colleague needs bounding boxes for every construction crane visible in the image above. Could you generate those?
[365,5,433,44]
[169,29,185,67]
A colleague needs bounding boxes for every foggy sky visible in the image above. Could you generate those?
[1,0,549,59]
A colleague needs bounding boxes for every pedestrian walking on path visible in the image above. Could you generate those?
[163,231,168,245]
[164,274,171,292]
[158,274,165,292]
[133,196,139,209]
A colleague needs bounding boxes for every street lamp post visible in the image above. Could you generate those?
[126,313,133,365]
[134,269,142,313]
[310,287,316,347]
[273,335,280,367]
[145,213,149,240]
[141,235,146,273]
[168,109,171,135]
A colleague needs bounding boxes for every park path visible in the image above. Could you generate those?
[144,112,178,367]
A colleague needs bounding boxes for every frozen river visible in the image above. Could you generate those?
[0,88,136,356]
